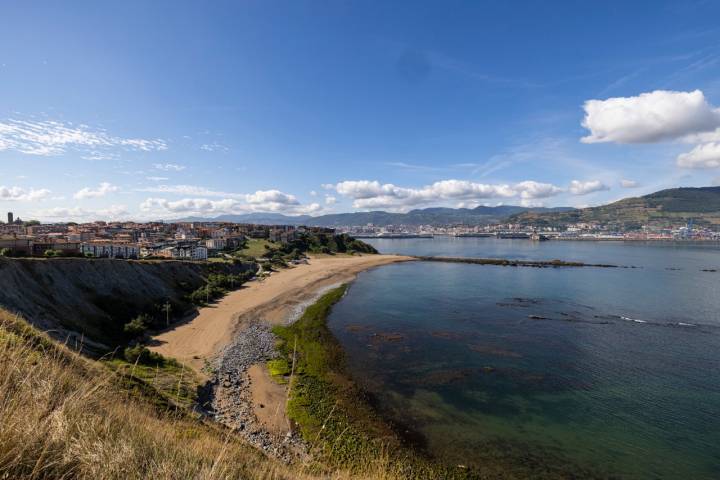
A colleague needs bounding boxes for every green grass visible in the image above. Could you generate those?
[105,357,199,409]
[272,286,474,479]
[267,358,291,383]
[237,238,275,259]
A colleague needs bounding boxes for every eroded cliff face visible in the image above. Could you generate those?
[0,258,256,352]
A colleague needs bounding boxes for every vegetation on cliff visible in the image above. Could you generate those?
[0,257,257,353]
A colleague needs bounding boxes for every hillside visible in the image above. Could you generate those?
[0,257,256,352]
[183,205,574,227]
[509,187,720,229]
[0,310,409,480]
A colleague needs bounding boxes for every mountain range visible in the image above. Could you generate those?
[179,205,574,227]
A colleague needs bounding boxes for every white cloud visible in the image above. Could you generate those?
[681,127,720,144]
[145,176,169,182]
[31,205,129,222]
[138,188,322,219]
[138,184,236,197]
[581,90,720,144]
[325,195,337,205]
[676,142,720,168]
[330,179,565,210]
[0,186,51,202]
[513,181,564,200]
[569,180,610,195]
[620,179,639,188]
[199,142,229,153]
[310,190,317,197]
[0,119,167,156]
[245,189,299,206]
[153,163,185,171]
[73,182,119,200]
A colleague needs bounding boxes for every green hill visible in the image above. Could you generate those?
[510,187,720,229]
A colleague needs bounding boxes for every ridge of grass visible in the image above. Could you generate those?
[272,285,475,479]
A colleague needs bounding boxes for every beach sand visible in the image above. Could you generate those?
[150,254,412,374]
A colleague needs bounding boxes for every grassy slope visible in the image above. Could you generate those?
[0,309,412,480]
[239,239,275,258]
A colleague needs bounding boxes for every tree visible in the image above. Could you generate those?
[123,314,150,337]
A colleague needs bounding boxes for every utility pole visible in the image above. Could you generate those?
[162,301,172,327]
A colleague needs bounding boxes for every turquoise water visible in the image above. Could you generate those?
[327,238,720,479]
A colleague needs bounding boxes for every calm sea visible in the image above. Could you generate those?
[328,237,720,479]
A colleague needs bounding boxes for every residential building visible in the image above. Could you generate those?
[81,242,140,259]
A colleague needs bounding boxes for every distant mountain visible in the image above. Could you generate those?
[509,187,720,229]
[178,205,574,227]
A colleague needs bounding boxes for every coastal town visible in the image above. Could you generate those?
[0,211,334,259]
[1,208,718,260]
[343,220,720,241]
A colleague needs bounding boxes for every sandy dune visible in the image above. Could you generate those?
[150,254,412,373]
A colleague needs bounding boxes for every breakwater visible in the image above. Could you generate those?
[412,255,620,268]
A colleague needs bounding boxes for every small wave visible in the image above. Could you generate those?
[621,316,647,323]
[676,322,697,327]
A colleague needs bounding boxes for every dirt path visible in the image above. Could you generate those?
[150,254,412,374]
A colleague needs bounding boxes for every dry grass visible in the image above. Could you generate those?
[0,310,413,480]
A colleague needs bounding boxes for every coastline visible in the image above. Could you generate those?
[150,253,413,374]
[148,253,414,462]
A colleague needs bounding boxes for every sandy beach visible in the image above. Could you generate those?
[150,254,412,373]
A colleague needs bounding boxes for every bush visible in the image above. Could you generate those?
[123,344,166,366]
[123,314,150,337]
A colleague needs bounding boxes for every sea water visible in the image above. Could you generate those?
[327,238,720,478]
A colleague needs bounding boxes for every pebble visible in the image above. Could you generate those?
[205,321,308,463]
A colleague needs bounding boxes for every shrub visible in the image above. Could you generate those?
[123,344,166,365]
[123,314,150,337]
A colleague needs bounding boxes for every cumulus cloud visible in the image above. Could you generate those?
[569,180,610,195]
[581,90,720,144]
[677,142,720,168]
[245,189,300,206]
[153,163,186,171]
[73,182,119,200]
[325,195,337,205]
[513,181,564,200]
[0,119,167,156]
[620,179,639,188]
[138,188,321,218]
[329,179,566,210]
[0,186,51,202]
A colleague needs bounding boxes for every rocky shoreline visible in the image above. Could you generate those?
[206,321,308,463]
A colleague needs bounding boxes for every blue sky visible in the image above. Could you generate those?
[2,0,720,221]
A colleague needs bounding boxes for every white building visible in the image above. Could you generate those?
[81,242,140,259]
[205,238,226,251]
[159,244,208,261]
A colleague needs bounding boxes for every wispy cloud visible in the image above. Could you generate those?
[0,118,167,157]
[199,142,229,153]
[153,163,186,171]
